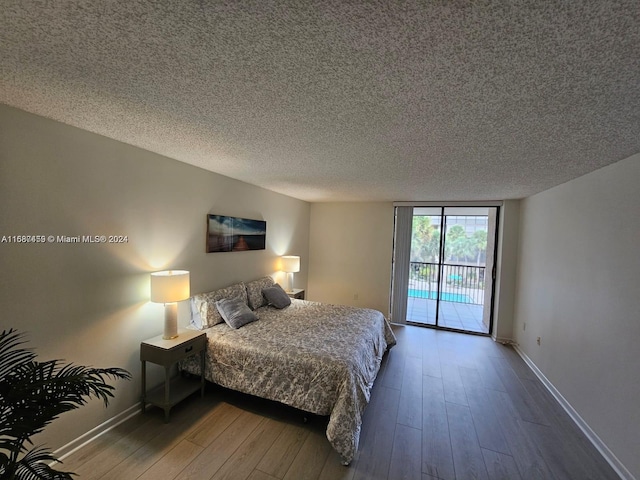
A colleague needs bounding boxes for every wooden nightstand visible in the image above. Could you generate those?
[287,288,305,300]
[140,329,206,422]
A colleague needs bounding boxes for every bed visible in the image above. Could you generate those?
[179,277,396,464]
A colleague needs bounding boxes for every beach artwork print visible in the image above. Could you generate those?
[207,214,266,252]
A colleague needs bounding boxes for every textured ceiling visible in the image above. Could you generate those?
[1,1,639,202]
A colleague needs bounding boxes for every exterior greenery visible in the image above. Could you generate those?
[411,216,487,265]
[0,329,131,480]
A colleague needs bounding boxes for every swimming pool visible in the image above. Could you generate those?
[408,289,471,303]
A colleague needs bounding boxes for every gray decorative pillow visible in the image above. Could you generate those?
[191,282,248,328]
[216,297,258,329]
[245,276,275,310]
[262,283,292,309]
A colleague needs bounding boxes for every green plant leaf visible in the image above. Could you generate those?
[0,329,131,480]
[13,446,74,480]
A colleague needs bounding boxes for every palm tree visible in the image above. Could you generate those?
[472,230,488,266]
[410,215,434,262]
[426,227,441,262]
[442,225,463,261]
[0,329,131,480]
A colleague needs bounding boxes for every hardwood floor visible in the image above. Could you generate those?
[61,325,620,479]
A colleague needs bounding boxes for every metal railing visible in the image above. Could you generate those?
[409,262,485,305]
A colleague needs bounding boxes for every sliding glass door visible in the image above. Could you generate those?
[393,205,498,334]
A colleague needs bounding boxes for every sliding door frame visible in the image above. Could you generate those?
[486,206,501,337]
[391,201,503,336]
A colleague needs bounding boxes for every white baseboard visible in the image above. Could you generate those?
[513,345,635,480]
[492,334,514,345]
[53,403,141,462]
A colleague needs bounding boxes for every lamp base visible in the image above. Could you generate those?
[286,272,294,293]
[163,303,178,339]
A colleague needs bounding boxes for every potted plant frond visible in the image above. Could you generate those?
[0,329,131,479]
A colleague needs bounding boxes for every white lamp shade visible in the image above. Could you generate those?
[281,255,300,273]
[150,270,190,303]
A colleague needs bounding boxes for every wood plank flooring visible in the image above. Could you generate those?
[61,325,620,479]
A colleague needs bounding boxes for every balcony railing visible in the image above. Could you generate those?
[409,262,485,306]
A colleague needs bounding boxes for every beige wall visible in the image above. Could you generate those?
[0,105,310,450]
[513,153,640,478]
[308,202,394,316]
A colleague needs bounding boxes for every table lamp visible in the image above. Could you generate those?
[150,270,190,339]
[281,255,300,293]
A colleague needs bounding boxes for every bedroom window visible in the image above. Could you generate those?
[391,204,500,335]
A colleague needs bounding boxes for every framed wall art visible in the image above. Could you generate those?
[206,214,266,253]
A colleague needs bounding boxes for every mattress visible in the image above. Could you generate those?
[180,299,396,463]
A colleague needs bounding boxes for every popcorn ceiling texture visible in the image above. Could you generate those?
[1,1,639,202]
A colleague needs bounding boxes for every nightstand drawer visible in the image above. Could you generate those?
[287,288,305,300]
[141,333,206,366]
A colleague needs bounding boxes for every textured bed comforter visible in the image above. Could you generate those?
[180,299,396,462]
